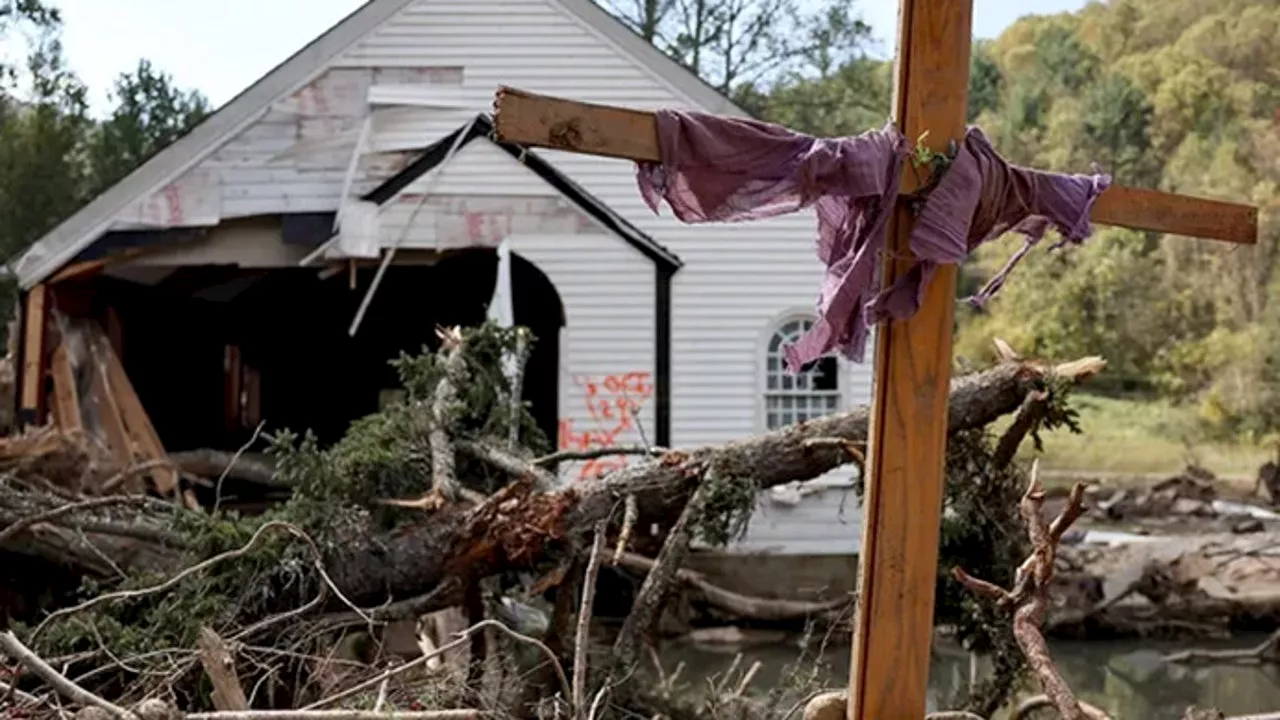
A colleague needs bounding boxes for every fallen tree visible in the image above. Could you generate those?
[0,324,1105,716]
[0,347,1105,624]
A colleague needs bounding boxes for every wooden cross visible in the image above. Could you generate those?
[490,0,1258,716]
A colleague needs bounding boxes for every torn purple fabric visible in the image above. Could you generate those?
[634,109,1111,372]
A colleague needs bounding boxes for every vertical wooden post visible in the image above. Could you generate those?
[848,0,973,717]
[224,344,243,432]
[18,283,49,428]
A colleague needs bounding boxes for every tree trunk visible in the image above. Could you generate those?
[1,355,1105,625]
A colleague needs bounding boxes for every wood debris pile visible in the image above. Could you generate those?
[0,332,1117,719]
[0,424,116,491]
[1081,466,1277,533]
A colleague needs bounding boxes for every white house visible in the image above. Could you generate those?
[11,0,872,564]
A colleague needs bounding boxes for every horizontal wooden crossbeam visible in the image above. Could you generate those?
[492,86,1258,246]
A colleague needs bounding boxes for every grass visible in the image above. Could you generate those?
[992,393,1275,483]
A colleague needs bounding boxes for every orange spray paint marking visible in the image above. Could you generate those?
[558,371,653,480]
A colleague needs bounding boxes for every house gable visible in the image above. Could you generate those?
[13,0,740,289]
[16,0,871,555]
[362,114,681,269]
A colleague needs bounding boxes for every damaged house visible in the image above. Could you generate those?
[9,0,871,583]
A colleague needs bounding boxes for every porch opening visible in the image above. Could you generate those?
[52,248,566,457]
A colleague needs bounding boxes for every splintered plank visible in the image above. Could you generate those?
[491,87,1258,246]
[494,86,660,163]
[1092,185,1258,245]
[89,348,135,474]
[96,331,179,495]
[846,0,971,716]
[19,283,48,425]
[49,342,82,434]
[197,626,249,711]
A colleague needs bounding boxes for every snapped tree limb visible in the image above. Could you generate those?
[2,354,1106,628]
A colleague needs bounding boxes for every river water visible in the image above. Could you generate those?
[658,634,1280,717]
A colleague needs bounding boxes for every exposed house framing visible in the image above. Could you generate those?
[12,110,680,485]
[10,0,738,291]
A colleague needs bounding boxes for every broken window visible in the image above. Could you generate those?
[763,317,842,430]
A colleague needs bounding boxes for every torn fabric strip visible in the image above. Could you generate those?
[634,109,1111,372]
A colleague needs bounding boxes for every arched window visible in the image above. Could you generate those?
[764,317,842,430]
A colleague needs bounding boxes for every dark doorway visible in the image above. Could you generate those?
[508,252,565,451]
[99,249,565,453]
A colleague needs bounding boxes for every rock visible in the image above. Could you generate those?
[1232,517,1265,534]
[1169,553,1215,586]
[1172,498,1212,516]
[1102,561,1149,607]
[1097,489,1132,519]
[133,699,180,720]
[1197,575,1237,599]
[1258,461,1280,506]
[1156,466,1218,501]
[1216,500,1280,520]
[683,625,787,649]
[803,690,847,720]
[1060,528,1087,545]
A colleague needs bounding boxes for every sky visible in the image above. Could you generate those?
[40,0,1091,117]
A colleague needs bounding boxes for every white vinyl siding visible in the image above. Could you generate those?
[94,0,876,555]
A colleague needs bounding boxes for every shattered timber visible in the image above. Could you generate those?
[0,299,1099,715]
[2,311,1279,719]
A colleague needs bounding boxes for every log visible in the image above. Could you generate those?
[1,355,1105,624]
[614,552,849,622]
[197,626,249,711]
[169,450,280,488]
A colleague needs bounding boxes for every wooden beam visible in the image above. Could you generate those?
[49,341,82,434]
[89,347,136,474]
[1092,185,1257,244]
[492,87,1258,246]
[18,283,48,427]
[46,246,158,285]
[96,329,179,495]
[494,86,660,163]
[847,0,970,716]
[48,259,108,284]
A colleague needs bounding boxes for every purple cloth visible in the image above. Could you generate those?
[635,109,1112,372]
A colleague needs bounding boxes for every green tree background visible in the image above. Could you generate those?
[625,0,1280,461]
[2,0,1277,468]
[0,1,208,324]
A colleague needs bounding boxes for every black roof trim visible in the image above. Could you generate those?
[365,113,683,271]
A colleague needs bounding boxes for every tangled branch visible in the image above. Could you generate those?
[952,461,1104,720]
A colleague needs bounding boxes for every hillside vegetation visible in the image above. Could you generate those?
[728,0,1280,473]
[0,0,1277,473]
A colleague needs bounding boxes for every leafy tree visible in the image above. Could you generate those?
[745,55,890,135]
[594,0,874,99]
[1033,23,1099,94]
[0,0,59,80]
[84,59,210,196]
[0,35,89,261]
[0,9,207,340]
[967,40,1002,122]
[956,229,1173,394]
[953,0,1280,435]
[1080,72,1156,184]
[0,29,89,333]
